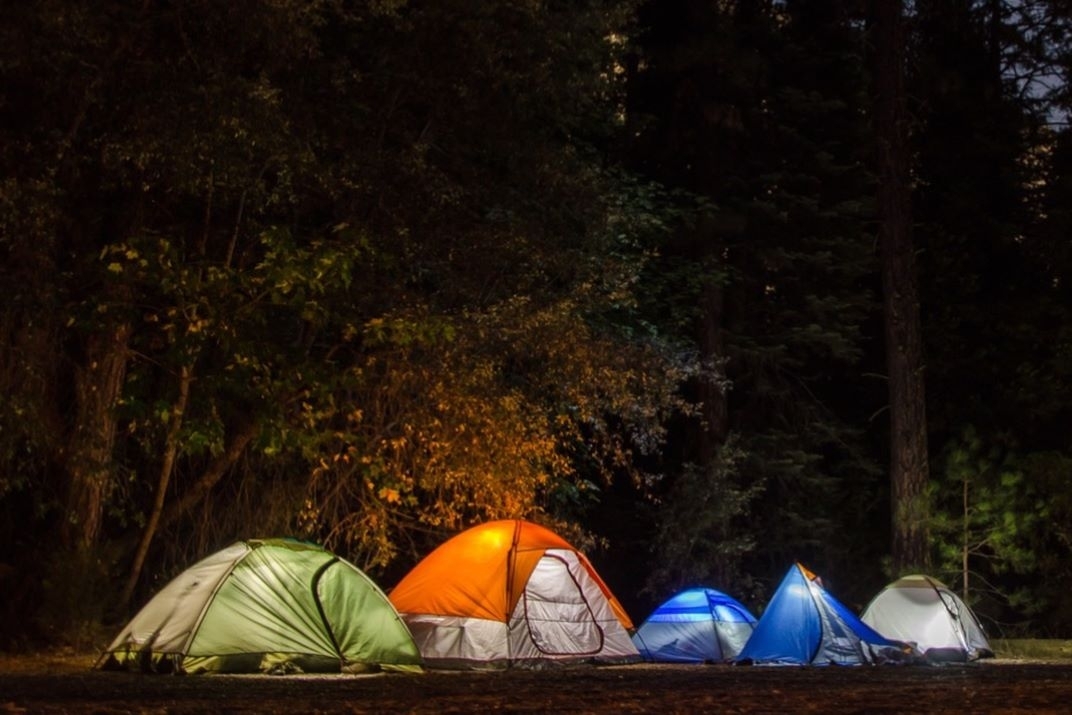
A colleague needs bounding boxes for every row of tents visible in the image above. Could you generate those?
[96,520,992,674]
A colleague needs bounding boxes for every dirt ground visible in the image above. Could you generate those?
[3,655,1072,714]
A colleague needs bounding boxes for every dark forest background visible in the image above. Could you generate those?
[2,0,1072,649]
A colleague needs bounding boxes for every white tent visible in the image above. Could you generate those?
[861,574,993,662]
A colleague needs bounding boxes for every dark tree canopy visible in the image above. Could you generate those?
[1,0,1071,646]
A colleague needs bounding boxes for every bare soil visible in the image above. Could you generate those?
[2,655,1072,714]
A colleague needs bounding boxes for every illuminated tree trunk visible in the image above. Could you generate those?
[120,363,192,608]
[872,0,931,574]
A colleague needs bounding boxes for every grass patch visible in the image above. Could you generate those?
[993,639,1072,661]
[0,648,98,674]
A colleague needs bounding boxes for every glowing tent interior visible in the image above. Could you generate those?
[632,587,757,663]
[861,574,993,662]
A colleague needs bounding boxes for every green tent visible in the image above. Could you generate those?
[97,538,422,674]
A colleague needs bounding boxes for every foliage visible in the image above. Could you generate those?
[931,427,1072,635]
[908,0,1072,633]
[1,0,1071,647]
[294,288,690,570]
[0,0,691,630]
[642,437,762,599]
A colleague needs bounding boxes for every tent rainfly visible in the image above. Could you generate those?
[736,562,916,666]
[97,538,422,674]
[388,519,640,668]
[632,587,757,663]
[861,574,993,662]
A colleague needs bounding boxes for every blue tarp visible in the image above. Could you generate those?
[632,587,757,663]
[736,563,911,666]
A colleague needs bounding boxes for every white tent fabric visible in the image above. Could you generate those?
[861,574,992,662]
[108,542,246,655]
[508,550,636,660]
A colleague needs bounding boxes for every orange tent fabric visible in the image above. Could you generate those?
[389,520,634,630]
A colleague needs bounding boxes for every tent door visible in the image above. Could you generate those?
[520,553,604,656]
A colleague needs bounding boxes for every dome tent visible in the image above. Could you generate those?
[736,563,916,666]
[861,574,993,662]
[388,519,639,668]
[97,538,422,674]
[632,587,757,663]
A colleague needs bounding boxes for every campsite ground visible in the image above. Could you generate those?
[3,647,1072,714]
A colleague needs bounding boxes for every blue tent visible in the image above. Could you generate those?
[632,587,757,663]
[736,563,913,666]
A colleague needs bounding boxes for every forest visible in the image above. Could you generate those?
[1,0,1071,651]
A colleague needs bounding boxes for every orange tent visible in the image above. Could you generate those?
[389,520,639,667]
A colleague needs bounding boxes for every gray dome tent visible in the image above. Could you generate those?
[861,574,993,663]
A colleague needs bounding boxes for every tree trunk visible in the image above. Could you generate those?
[872,0,931,574]
[696,230,734,587]
[62,319,133,551]
[697,278,729,459]
[157,417,259,531]
[119,363,192,608]
[962,473,970,601]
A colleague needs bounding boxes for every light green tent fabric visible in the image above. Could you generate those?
[98,538,422,674]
